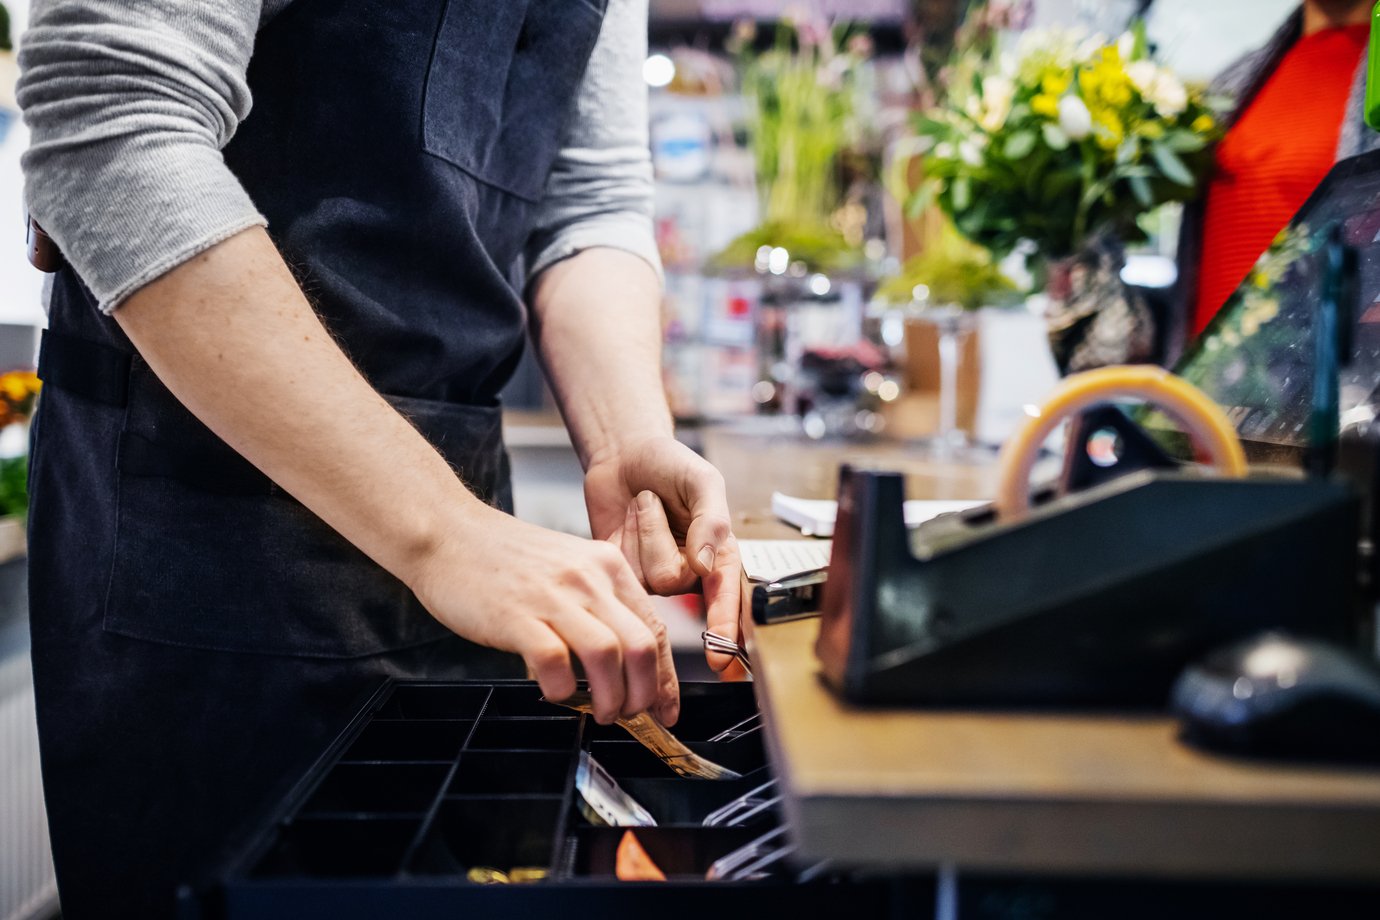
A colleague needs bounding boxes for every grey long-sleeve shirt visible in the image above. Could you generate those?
[18,0,660,313]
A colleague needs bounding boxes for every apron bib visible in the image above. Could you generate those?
[27,1,607,916]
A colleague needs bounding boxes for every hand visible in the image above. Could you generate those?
[408,504,679,726]
[583,436,743,674]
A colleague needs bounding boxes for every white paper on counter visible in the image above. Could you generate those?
[770,492,987,538]
[739,539,833,583]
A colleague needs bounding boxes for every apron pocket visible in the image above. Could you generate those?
[421,0,606,201]
[102,360,511,658]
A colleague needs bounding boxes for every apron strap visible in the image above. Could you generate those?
[37,329,131,407]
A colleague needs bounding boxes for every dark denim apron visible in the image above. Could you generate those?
[26,1,608,916]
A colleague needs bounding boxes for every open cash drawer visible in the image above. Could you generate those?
[187,680,931,919]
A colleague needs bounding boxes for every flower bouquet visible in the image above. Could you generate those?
[910,23,1226,370]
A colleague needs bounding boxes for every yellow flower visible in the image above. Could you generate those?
[1136,120,1164,140]
[1032,93,1060,118]
[1093,111,1124,150]
[1192,114,1215,133]
[0,371,39,403]
[1041,71,1071,96]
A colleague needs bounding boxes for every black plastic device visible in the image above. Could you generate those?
[816,466,1360,708]
[1173,632,1380,763]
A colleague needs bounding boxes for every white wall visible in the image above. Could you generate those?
[1146,0,1298,82]
[0,0,44,329]
[1030,0,1299,82]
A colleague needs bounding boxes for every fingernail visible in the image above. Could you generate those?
[697,545,716,572]
[636,490,656,513]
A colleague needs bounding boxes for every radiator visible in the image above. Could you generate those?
[0,636,57,920]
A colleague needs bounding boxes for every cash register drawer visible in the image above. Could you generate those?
[187,680,931,919]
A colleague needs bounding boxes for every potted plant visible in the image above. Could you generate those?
[908,20,1225,372]
[710,14,870,275]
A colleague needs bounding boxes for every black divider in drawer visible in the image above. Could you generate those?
[253,817,418,878]
[408,796,562,875]
[587,734,767,779]
[299,763,449,815]
[448,751,571,796]
[483,684,573,718]
[468,717,578,751]
[572,826,763,879]
[342,719,473,762]
[599,776,772,827]
[374,684,490,720]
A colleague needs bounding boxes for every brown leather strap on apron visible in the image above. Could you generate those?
[27,216,64,273]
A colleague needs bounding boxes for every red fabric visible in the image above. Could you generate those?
[1193,24,1368,336]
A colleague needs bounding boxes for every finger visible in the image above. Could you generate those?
[618,501,646,587]
[613,565,681,727]
[510,620,578,703]
[634,491,698,596]
[681,467,733,578]
[719,657,750,682]
[586,586,662,720]
[703,536,743,673]
[549,609,625,724]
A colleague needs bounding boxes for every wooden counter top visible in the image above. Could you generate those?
[703,422,1380,881]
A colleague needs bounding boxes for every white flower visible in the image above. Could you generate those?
[1117,31,1136,60]
[1149,72,1188,117]
[1075,32,1109,63]
[980,75,1016,131]
[935,142,955,159]
[1126,60,1159,95]
[959,139,984,167]
[1057,95,1093,140]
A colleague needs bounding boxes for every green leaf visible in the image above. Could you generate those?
[1130,19,1150,60]
[1115,139,1138,166]
[1041,123,1070,151]
[1128,173,1153,207]
[952,176,972,212]
[1164,130,1208,153]
[1004,130,1037,160]
[1152,143,1195,187]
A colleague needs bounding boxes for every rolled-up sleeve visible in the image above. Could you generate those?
[524,0,662,285]
[18,0,266,312]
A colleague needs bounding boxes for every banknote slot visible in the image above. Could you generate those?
[408,796,562,876]
[468,717,579,751]
[448,751,571,796]
[587,736,768,779]
[571,826,764,879]
[340,719,473,762]
[298,763,449,816]
[374,684,491,720]
[605,776,773,827]
[253,817,418,878]
[484,684,577,718]
[580,685,759,743]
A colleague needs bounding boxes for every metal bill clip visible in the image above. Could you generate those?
[702,630,752,675]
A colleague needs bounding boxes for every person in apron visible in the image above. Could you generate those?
[18,1,741,916]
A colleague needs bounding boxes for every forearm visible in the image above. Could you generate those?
[114,227,486,587]
[529,247,673,467]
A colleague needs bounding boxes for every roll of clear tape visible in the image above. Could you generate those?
[994,365,1248,521]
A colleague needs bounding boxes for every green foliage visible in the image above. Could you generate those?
[875,220,1018,310]
[910,24,1224,258]
[0,3,11,53]
[708,220,861,274]
[0,455,27,519]
[715,16,867,271]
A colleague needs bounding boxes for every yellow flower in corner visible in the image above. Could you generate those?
[1192,114,1215,133]
[1032,93,1060,118]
